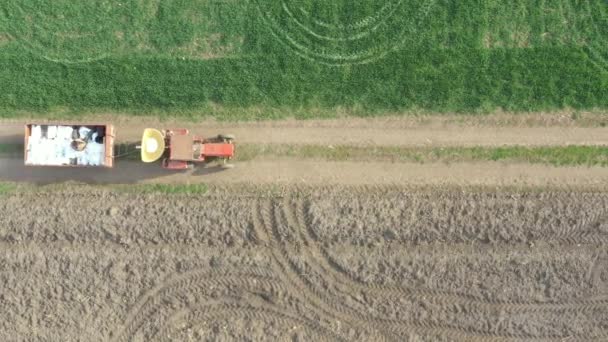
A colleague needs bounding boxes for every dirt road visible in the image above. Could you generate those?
[1,116,607,147]
[1,115,606,187]
[1,158,607,188]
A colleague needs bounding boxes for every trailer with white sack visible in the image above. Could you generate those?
[24,123,115,168]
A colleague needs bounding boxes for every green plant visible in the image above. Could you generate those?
[0,183,17,195]
[235,144,608,166]
[0,0,605,119]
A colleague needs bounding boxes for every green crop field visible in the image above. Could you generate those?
[0,0,606,119]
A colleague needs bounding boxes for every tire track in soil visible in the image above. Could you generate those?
[0,242,256,253]
[116,273,280,341]
[259,198,546,341]
[303,189,608,275]
[284,198,564,340]
[296,196,606,311]
[251,199,396,341]
[289,197,608,340]
[152,300,348,342]
[304,189,608,246]
[589,252,608,294]
[321,247,608,340]
[551,209,608,245]
[113,268,282,342]
[320,241,608,310]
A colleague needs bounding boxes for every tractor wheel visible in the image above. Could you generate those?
[218,134,235,142]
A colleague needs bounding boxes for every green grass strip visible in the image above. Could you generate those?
[236,144,608,167]
[0,182,17,195]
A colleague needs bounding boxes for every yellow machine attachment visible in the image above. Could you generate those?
[140,128,165,163]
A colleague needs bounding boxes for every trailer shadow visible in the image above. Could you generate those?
[0,158,226,185]
[0,134,24,145]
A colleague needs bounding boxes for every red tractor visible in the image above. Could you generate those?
[140,128,235,170]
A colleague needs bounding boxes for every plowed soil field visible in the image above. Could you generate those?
[1,187,607,341]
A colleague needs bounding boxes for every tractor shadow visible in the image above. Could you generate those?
[191,164,228,176]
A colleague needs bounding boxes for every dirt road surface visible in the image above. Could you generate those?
[0,187,607,341]
[1,116,607,147]
[1,158,608,188]
[1,115,606,187]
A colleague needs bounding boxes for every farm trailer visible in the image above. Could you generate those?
[24,123,235,169]
[24,123,115,168]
